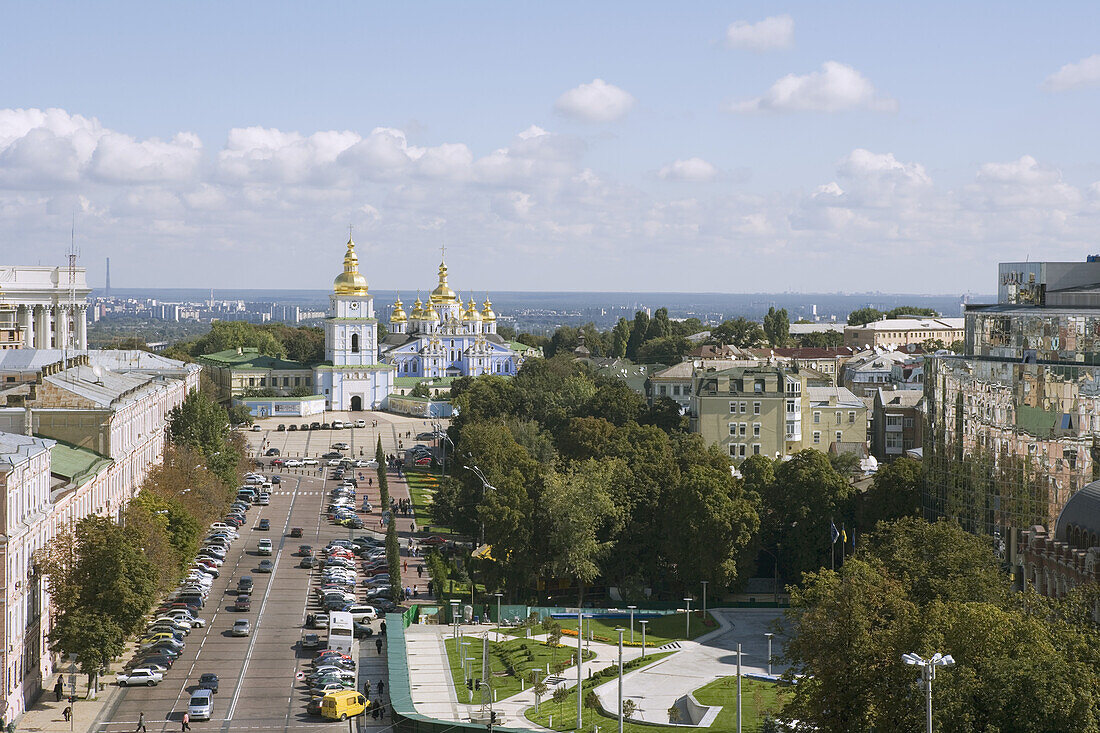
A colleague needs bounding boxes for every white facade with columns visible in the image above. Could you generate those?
[0,266,91,350]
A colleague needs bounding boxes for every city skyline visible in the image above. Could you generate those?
[5,2,1100,293]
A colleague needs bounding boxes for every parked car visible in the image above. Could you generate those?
[251,425,262,432]
[302,633,321,649]
[258,519,270,531]
[332,442,349,450]
[288,424,298,431]
[276,424,286,432]
[197,673,219,693]
[117,668,163,687]
[322,451,342,459]
[256,494,270,506]
[310,422,321,430]
[331,421,345,430]
[232,620,251,637]
[290,527,304,538]
[265,448,280,456]
[285,459,304,467]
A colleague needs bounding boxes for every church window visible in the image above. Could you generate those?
[351,334,360,353]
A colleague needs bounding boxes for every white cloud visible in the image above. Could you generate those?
[731,62,897,113]
[1043,54,1100,92]
[725,15,793,51]
[658,157,718,182]
[554,79,635,122]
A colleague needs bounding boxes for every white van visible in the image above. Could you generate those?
[354,419,366,428]
[188,689,213,721]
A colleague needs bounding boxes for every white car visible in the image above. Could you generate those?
[345,605,378,622]
[209,523,238,535]
[354,419,367,428]
[284,459,304,467]
[354,459,378,468]
[302,458,319,466]
[117,668,163,686]
[232,620,251,637]
[326,459,341,466]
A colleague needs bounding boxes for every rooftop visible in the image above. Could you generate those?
[196,347,310,370]
[806,385,863,407]
[848,317,963,331]
[0,431,54,470]
[44,365,153,408]
[50,441,112,488]
[877,388,924,409]
[0,348,197,375]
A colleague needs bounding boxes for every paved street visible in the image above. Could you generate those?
[93,411,445,733]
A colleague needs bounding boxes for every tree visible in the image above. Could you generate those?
[635,335,691,364]
[858,456,921,527]
[626,311,650,359]
[710,318,765,348]
[610,317,630,358]
[645,307,672,341]
[541,461,616,605]
[885,306,938,319]
[763,307,790,347]
[186,320,287,359]
[583,378,645,426]
[531,671,548,712]
[410,382,432,398]
[552,685,569,718]
[847,307,883,326]
[795,330,844,348]
[759,450,853,579]
[227,404,254,425]
[662,463,759,591]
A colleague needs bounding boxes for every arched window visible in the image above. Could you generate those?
[351,334,360,353]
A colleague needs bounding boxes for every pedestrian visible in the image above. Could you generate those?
[375,637,383,654]
[368,477,373,487]
[371,706,379,720]
[181,712,190,731]
[137,710,147,733]
[413,586,419,598]
[417,564,423,578]
[403,560,408,573]
[380,619,387,636]
[377,680,385,696]
[55,678,63,702]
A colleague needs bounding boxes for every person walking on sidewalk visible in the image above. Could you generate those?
[375,637,383,654]
[181,712,190,731]
[136,711,147,732]
[55,678,63,702]
[377,680,385,696]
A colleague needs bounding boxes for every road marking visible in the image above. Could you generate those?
[223,484,300,727]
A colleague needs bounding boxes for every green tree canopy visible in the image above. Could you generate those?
[710,317,765,348]
[763,307,790,347]
[847,307,884,326]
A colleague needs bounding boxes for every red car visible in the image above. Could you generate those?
[414,456,432,466]
[421,535,446,546]
[271,458,286,466]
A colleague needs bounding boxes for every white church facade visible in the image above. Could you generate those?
[0,266,91,349]
[380,260,522,379]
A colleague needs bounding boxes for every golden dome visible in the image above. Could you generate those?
[429,259,459,304]
[464,298,482,321]
[333,237,369,295]
[410,295,424,319]
[391,296,407,322]
[481,297,497,322]
[424,301,438,320]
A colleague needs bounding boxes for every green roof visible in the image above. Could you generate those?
[51,443,113,488]
[196,347,309,371]
[394,376,457,387]
[509,341,540,352]
[235,395,324,404]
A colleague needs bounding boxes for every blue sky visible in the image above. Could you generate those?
[5,2,1100,294]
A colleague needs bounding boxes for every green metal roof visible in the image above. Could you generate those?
[196,347,309,371]
[51,443,112,488]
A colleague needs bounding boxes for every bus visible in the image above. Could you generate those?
[328,611,354,654]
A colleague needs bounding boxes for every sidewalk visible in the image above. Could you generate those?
[17,657,128,733]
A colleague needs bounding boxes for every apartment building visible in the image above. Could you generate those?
[803,385,868,452]
[647,359,757,412]
[748,347,860,384]
[872,389,923,462]
[844,317,963,350]
[691,365,809,462]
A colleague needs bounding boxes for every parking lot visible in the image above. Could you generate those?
[97,473,383,731]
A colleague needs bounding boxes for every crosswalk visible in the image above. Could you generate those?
[659,641,682,650]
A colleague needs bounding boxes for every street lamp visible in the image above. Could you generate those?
[764,633,774,676]
[463,464,497,545]
[638,620,648,659]
[433,423,454,478]
[460,640,470,677]
[493,592,503,642]
[627,605,636,644]
[450,600,460,642]
[683,598,692,639]
[617,628,625,733]
[902,652,955,733]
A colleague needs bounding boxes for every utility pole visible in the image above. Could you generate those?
[577,610,584,731]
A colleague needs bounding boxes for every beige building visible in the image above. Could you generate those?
[691,365,808,462]
[748,347,860,384]
[648,359,757,413]
[803,385,868,452]
[844,317,963,350]
[196,347,313,402]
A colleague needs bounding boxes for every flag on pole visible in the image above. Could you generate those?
[841,525,848,545]
[830,520,840,544]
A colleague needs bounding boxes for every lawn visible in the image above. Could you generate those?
[403,470,459,535]
[444,635,595,703]
[505,611,718,647]
[526,675,788,732]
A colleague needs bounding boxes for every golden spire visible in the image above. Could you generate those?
[481,296,497,322]
[465,297,482,320]
[411,293,424,319]
[333,236,369,295]
[429,253,458,304]
[391,295,407,322]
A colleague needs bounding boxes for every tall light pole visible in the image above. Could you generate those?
[736,643,743,733]
[433,423,453,478]
[494,592,503,643]
[700,581,708,620]
[627,605,636,643]
[683,598,692,639]
[450,599,460,643]
[617,627,625,733]
[764,633,774,676]
[576,611,584,731]
[639,620,648,659]
[463,464,496,545]
[902,652,955,733]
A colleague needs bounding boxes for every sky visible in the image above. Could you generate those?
[4,1,1100,295]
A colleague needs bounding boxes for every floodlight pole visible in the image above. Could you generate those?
[627,605,636,644]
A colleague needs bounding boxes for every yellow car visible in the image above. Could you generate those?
[320,690,369,721]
